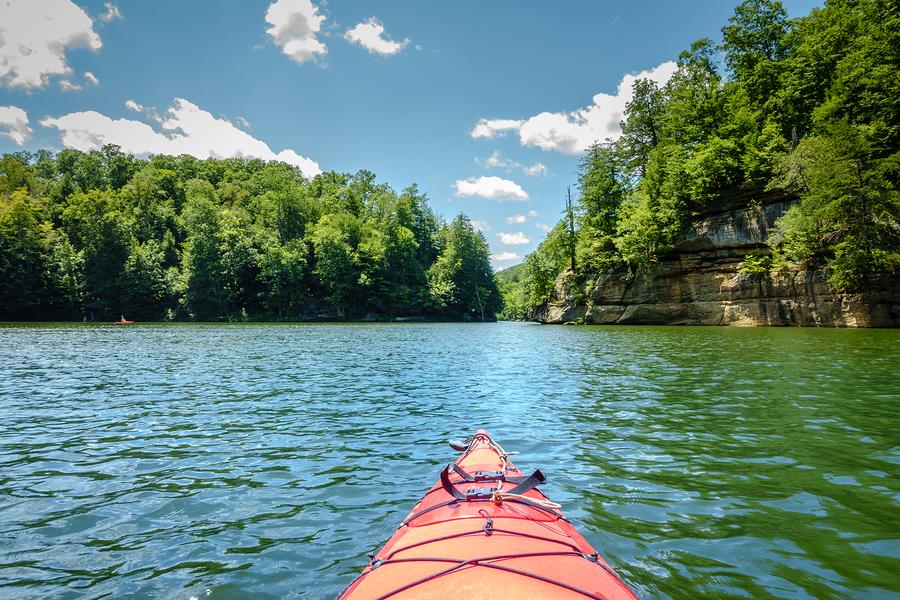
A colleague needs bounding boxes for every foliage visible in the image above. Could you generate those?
[500,0,899,315]
[0,149,498,321]
[426,215,501,320]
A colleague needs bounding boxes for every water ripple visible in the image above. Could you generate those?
[0,323,898,599]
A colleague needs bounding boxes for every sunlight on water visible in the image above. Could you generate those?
[0,323,898,599]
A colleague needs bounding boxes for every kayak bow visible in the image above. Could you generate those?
[339,430,639,599]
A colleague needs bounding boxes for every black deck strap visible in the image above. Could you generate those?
[440,464,468,500]
[504,469,546,495]
[451,462,475,482]
[452,462,531,484]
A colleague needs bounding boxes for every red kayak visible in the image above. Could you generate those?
[339,430,639,599]
[114,320,134,325]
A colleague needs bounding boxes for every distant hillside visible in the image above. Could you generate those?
[0,149,500,322]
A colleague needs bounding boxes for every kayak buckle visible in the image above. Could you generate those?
[473,470,504,481]
[465,487,495,499]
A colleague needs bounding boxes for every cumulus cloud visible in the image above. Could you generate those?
[100,2,122,22]
[0,106,32,145]
[84,71,99,86]
[345,18,410,56]
[454,176,528,201]
[507,214,526,224]
[0,0,102,89]
[491,251,521,266]
[523,162,548,176]
[535,222,551,232]
[266,0,327,64]
[480,151,550,178]
[498,232,530,245]
[471,220,492,233]
[59,80,82,92]
[471,118,524,140]
[471,61,677,154]
[41,98,321,178]
[484,150,510,169]
[527,210,539,218]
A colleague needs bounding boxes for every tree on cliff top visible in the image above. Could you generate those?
[502,0,899,316]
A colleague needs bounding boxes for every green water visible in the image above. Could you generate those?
[0,322,897,599]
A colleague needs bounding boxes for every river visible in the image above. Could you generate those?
[0,322,897,599]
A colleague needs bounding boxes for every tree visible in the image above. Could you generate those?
[620,78,666,176]
[427,215,500,319]
[0,192,52,318]
[770,121,900,290]
[180,181,227,320]
[576,143,628,273]
[61,189,132,318]
[0,149,501,322]
[721,0,790,107]
[121,240,171,320]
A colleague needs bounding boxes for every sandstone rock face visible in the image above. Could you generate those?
[533,198,899,327]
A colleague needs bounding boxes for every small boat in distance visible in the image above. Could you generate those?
[114,316,134,325]
[339,430,639,599]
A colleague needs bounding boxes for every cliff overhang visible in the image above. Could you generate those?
[533,192,899,327]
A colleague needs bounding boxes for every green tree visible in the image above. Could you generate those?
[770,121,900,290]
[427,215,500,320]
[180,181,227,320]
[259,238,309,318]
[620,78,666,176]
[721,0,790,106]
[576,143,628,273]
[121,240,171,320]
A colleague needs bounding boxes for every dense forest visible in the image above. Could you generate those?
[0,150,500,321]
[501,0,899,319]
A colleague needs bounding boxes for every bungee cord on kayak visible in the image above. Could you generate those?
[338,431,640,599]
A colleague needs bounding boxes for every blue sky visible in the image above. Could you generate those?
[0,0,821,268]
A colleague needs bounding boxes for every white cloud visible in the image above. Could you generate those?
[235,116,251,130]
[507,214,526,224]
[527,210,539,218]
[480,151,550,178]
[454,176,528,201]
[265,0,326,64]
[345,18,410,56]
[59,80,82,92]
[535,222,551,232]
[41,98,321,178]
[84,71,99,86]
[491,251,521,265]
[498,231,531,245]
[524,162,548,176]
[100,2,122,22]
[0,106,32,145]
[471,220,492,233]
[485,150,510,169]
[471,61,677,154]
[0,0,102,90]
[471,118,524,140]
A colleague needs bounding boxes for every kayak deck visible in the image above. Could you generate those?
[339,430,638,599]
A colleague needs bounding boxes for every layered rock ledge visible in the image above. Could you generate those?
[533,194,899,327]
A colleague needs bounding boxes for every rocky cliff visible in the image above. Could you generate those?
[533,193,899,327]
